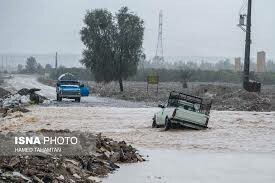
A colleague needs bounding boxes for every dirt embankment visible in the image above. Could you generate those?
[0,86,49,118]
[90,82,273,112]
[37,77,273,111]
[0,87,11,98]
[193,84,272,112]
[0,131,145,183]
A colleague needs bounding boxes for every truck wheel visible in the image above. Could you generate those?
[152,116,158,128]
[75,97,81,102]
[57,94,62,102]
[164,117,171,131]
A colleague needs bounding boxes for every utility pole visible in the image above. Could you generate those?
[55,52,58,69]
[1,56,3,72]
[5,56,8,73]
[238,0,261,92]
[55,52,58,79]
[243,0,252,85]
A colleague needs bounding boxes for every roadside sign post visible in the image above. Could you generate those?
[147,75,159,94]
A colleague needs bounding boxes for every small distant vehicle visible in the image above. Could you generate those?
[56,73,89,102]
[152,91,212,130]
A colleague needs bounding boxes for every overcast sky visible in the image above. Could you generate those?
[0,0,274,59]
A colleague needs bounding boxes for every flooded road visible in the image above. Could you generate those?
[2,75,275,182]
[3,107,274,153]
[104,150,275,183]
[4,74,149,108]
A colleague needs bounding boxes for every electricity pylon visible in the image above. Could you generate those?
[154,10,164,64]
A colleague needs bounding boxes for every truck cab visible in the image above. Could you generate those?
[56,73,82,102]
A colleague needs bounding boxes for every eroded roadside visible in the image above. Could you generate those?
[38,75,274,111]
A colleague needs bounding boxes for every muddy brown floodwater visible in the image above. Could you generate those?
[1,107,275,183]
[0,107,275,183]
[1,75,275,182]
[2,107,274,153]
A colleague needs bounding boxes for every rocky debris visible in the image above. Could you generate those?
[39,78,274,111]
[0,132,145,182]
[194,85,272,111]
[193,84,235,97]
[0,87,49,117]
[17,88,31,96]
[0,87,10,98]
[213,89,271,111]
[2,94,29,108]
[89,81,273,111]
[17,88,48,104]
[96,133,144,163]
[0,106,30,118]
[0,94,30,117]
[0,93,31,117]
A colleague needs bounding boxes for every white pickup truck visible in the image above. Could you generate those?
[152,91,212,130]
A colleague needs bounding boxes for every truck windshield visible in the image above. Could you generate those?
[59,81,80,85]
[178,101,196,112]
[60,85,79,88]
[168,99,197,112]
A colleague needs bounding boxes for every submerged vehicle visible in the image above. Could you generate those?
[56,73,89,102]
[152,91,212,130]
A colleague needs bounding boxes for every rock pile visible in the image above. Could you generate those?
[0,133,145,183]
[17,88,48,104]
[0,87,10,98]
[213,89,271,111]
[0,87,49,117]
[194,85,272,111]
[96,133,144,163]
[193,84,235,98]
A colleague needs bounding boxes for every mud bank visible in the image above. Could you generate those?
[37,76,274,111]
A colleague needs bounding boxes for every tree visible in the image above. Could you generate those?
[17,64,23,73]
[25,57,38,73]
[80,7,144,92]
[45,64,52,72]
[37,63,44,74]
[180,69,193,88]
[115,7,145,91]
[80,9,116,83]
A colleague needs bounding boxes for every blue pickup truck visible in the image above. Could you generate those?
[56,73,90,102]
